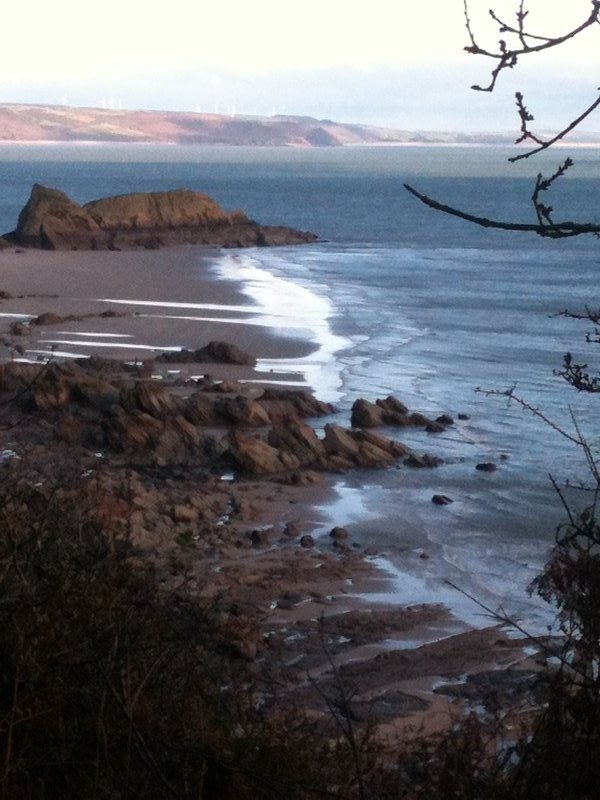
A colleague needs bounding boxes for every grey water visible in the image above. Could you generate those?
[2,142,600,629]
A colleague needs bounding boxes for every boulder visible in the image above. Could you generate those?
[330,526,349,542]
[157,341,256,366]
[7,184,317,250]
[476,462,497,472]
[31,312,64,326]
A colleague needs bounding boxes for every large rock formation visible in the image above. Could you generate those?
[5,184,317,251]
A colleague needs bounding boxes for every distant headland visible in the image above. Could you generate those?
[2,102,599,147]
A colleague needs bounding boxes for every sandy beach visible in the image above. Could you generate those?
[0,244,545,736]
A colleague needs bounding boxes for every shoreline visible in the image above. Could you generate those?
[0,243,543,732]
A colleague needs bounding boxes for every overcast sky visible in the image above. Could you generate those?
[1,0,597,131]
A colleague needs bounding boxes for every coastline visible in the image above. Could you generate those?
[0,243,543,732]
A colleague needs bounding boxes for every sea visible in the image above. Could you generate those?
[2,142,600,633]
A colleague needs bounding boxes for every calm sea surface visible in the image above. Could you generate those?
[2,142,600,629]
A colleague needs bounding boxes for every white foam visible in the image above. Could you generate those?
[213,252,352,402]
[40,339,182,351]
[53,331,133,338]
[95,298,256,313]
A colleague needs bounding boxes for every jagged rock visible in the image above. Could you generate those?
[6,184,317,250]
[376,396,410,416]
[10,184,105,250]
[182,394,217,426]
[258,388,334,419]
[225,430,298,474]
[120,381,182,419]
[323,424,408,468]
[214,395,270,426]
[350,399,385,428]
[268,417,327,466]
[351,395,437,429]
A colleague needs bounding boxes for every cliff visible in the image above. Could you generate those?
[6,184,317,250]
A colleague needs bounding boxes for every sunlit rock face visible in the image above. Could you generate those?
[7,184,317,250]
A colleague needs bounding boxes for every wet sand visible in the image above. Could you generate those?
[0,245,316,370]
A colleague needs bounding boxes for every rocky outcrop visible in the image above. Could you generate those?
[1,359,442,474]
[156,341,256,366]
[351,395,454,433]
[5,184,317,251]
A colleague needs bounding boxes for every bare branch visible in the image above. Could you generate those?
[465,1,600,91]
[404,183,600,238]
[510,91,600,162]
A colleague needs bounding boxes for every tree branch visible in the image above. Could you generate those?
[510,91,600,162]
[404,183,600,238]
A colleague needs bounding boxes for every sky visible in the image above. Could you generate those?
[1,0,598,131]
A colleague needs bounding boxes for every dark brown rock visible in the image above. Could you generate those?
[225,430,296,475]
[10,184,105,250]
[283,521,302,538]
[300,534,315,548]
[432,494,453,506]
[404,453,443,468]
[268,417,327,466]
[257,388,334,419]
[157,341,256,366]
[250,529,271,547]
[120,381,182,419]
[330,526,349,542]
[31,312,64,326]
[9,321,31,336]
[350,398,384,428]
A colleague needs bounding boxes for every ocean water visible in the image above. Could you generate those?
[2,142,600,631]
